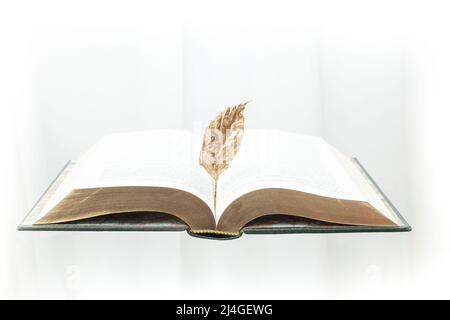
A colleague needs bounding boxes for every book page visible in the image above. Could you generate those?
[216,130,368,219]
[331,148,400,225]
[36,130,213,222]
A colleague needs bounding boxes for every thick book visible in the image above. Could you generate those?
[18,130,411,240]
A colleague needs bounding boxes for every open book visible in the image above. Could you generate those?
[28,130,409,238]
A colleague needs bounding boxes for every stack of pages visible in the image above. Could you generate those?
[18,130,410,240]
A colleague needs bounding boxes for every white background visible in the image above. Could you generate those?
[1,0,449,299]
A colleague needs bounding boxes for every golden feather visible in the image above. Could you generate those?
[199,101,249,212]
[199,101,249,180]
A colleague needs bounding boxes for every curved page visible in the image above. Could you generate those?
[35,130,214,224]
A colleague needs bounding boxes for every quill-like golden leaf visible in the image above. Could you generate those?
[199,101,249,181]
